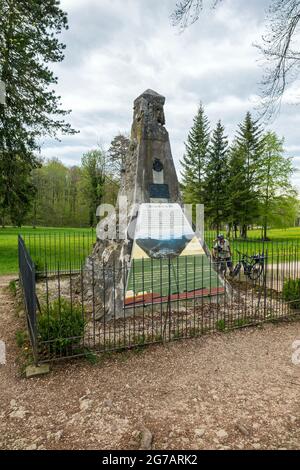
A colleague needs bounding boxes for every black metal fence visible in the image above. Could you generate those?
[18,235,38,363]
[18,234,300,364]
[22,230,96,273]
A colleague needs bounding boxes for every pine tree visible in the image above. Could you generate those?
[204,120,229,232]
[180,103,210,204]
[227,143,251,238]
[0,0,76,224]
[230,112,264,238]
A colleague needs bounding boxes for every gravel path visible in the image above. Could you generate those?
[1,275,300,450]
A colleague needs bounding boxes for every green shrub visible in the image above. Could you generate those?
[233,318,249,328]
[38,298,85,355]
[216,319,226,331]
[9,280,17,296]
[34,259,45,279]
[283,279,300,309]
[15,330,28,348]
[84,349,99,364]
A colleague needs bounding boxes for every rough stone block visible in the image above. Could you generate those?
[25,364,50,378]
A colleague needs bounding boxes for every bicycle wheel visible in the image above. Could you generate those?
[232,263,241,277]
[249,263,263,280]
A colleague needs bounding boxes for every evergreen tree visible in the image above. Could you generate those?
[180,103,210,203]
[204,120,229,232]
[227,143,251,238]
[230,112,264,238]
[0,0,76,224]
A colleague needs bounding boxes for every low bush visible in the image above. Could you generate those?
[9,280,17,296]
[34,259,45,279]
[216,319,226,331]
[38,298,85,355]
[15,330,28,348]
[282,279,300,309]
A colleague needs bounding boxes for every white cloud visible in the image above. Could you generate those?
[42,0,300,191]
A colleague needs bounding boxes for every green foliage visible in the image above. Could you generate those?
[233,318,250,328]
[283,279,300,309]
[0,1,76,225]
[81,149,107,227]
[8,279,17,296]
[216,319,226,331]
[132,334,146,346]
[204,120,230,230]
[34,259,45,275]
[38,298,86,354]
[0,226,96,275]
[229,112,264,238]
[181,105,297,239]
[107,133,130,180]
[15,330,27,348]
[84,349,99,364]
[22,154,119,228]
[180,103,210,204]
[258,132,295,239]
[30,159,85,228]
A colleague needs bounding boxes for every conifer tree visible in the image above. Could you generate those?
[0,0,76,224]
[204,120,229,232]
[229,112,264,238]
[180,103,210,204]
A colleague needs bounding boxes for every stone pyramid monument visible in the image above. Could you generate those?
[83,90,220,320]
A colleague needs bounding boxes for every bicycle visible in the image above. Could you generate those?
[231,250,266,280]
[213,256,233,276]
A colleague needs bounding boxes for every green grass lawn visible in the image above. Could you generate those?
[205,227,300,264]
[245,227,300,240]
[1,226,300,276]
[0,227,96,275]
[205,227,300,242]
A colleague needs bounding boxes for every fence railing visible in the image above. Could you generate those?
[18,235,38,363]
[18,234,300,364]
[22,230,96,273]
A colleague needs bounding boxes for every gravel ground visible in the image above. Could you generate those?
[1,275,300,450]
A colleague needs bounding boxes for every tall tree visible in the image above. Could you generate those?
[233,112,264,238]
[107,133,130,181]
[0,0,76,224]
[81,150,106,227]
[227,143,250,238]
[204,120,229,232]
[258,132,294,239]
[266,193,299,229]
[180,103,210,204]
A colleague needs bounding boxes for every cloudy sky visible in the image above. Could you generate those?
[42,0,300,188]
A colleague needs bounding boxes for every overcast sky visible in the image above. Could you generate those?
[42,0,300,189]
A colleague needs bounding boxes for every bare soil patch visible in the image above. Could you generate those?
[1,275,300,450]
